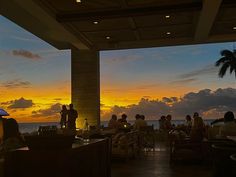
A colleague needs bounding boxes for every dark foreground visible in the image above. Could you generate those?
[112,143,212,177]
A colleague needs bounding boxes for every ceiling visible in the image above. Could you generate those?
[1,0,236,50]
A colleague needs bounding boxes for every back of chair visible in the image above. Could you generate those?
[139,125,154,132]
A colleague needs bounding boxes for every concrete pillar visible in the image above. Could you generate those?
[71,48,100,128]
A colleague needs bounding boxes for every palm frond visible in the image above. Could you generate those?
[221,50,235,59]
[229,65,235,74]
[218,63,229,78]
[215,57,229,66]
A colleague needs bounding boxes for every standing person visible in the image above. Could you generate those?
[159,115,166,130]
[67,104,78,130]
[60,105,68,129]
[165,114,172,131]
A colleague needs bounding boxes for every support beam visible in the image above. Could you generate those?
[57,2,202,22]
[194,0,222,41]
[71,48,100,128]
[0,0,90,50]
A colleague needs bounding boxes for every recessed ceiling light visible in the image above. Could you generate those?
[106,36,110,40]
[93,21,99,25]
[165,15,170,19]
[166,32,171,35]
[76,0,81,3]
[233,26,236,30]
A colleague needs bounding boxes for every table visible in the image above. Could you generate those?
[227,136,236,142]
[4,138,111,177]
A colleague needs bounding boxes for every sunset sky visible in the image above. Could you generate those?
[0,15,235,122]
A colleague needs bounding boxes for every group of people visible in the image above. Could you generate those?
[161,111,236,141]
[108,111,236,142]
[108,113,148,130]
[60,104,78,130]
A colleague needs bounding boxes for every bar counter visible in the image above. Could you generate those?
[4,138,111,177]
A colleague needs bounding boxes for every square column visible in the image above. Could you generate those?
[71,48,100,128]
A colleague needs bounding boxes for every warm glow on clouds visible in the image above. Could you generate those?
[0,81,71,122]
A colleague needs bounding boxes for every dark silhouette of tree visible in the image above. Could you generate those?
[215,50,236,78]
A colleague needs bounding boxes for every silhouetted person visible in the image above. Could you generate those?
[0,118,24,154]
[60,105,68,129]
[108,114,118,129]
[134,114,147,130]
[219,111,236,137]
[118,114,128,123]
[190,112,205,142]
[118,114,130,129]
[0,109,9,143]
[185,115,192,135]
[159,115,166,130]
[165,114,172,130]
[67,104,78,130]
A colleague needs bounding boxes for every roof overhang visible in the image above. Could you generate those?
[0,0,236,51]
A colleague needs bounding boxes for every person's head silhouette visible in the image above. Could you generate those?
[69,104,73,110]
[224,111,235,122]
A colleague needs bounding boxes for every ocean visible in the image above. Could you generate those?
[18,119,214,133]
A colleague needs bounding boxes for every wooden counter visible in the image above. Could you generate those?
[4,138,111,177]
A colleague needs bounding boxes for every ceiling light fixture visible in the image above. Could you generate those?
[93,21,99,25]
[165,15,170,19]
[166,32,171,35]
[106,36,111,40]
[76,0,81,3]
[233,26,236,30]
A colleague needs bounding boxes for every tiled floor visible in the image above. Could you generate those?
[111,143,212,177]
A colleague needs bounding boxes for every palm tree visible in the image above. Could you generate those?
[215,49,236,78]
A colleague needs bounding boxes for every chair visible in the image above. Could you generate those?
[211,143,236,177]
[230,154,236,176]
[139,125,155,152]
[112,131,139,160]
[169,131,204,163]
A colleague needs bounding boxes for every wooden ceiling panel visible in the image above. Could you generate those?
[211,22,236,35]
[134,12,195,28]
[215,7,236,22]
[41,0,122,13]
[127,0,201,7]
[71,18,132,32]
[32,0,236,50]
[83,30,136,43]
[211,5,236,36]
[139,24,193,40]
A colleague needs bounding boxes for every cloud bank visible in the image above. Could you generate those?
[12,49,41,60]
[101,88,236,120]
[1,97,34,109]
[32,103,61,118]
[1,79,31,89]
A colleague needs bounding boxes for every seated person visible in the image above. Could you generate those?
[211,118,224,126]
[108,114,119,129]
[190,112,205,142]
[219,111,236,137]
[118,114,131,129]
[133,114,147,130]
[0,118,25,155]
[185,115,192,135]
